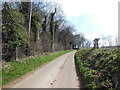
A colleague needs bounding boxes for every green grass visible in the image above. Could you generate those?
[0,69,2,87]
[2,50,72,86]
[75,48,120,88]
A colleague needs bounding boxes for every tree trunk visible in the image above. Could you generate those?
[26,1,32,56]
[50,8,56,52]
[15,46,18,60]
[28,1,32,35]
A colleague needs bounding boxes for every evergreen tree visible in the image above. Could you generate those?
[19,1,32,56]
[2,2,29,61]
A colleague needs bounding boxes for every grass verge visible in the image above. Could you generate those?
[75,48,120,89]
[2,50,72,86]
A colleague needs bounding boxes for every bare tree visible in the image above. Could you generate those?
[83,39,91,47]
[93,38,100,49]
[72,33,85,49]
[101,35,108,47]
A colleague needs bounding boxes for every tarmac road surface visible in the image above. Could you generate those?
[11,50,79,88]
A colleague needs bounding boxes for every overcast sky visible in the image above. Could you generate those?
[57,0,119,41]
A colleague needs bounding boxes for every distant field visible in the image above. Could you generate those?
[2,50,72,86]
[75,48,120,88]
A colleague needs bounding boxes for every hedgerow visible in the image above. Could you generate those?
[75,48,120,89]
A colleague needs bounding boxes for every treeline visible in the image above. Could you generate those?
[2,1,90,62]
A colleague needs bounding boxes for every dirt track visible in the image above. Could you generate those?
[11,50,79,88]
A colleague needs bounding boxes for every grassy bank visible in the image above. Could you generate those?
[2,50,72,86]
[75,48,120,89]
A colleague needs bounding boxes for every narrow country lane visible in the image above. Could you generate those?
[11,50,79,88]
